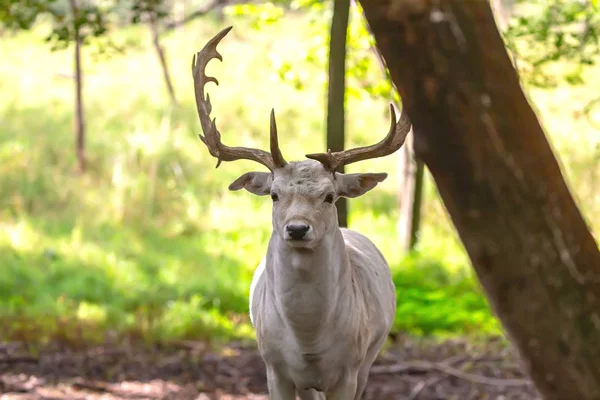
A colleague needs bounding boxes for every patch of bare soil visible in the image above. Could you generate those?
[1,336,540,399]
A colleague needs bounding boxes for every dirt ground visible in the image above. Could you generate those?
[1,336,541,399]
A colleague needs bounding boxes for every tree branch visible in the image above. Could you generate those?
[371,359,531,387]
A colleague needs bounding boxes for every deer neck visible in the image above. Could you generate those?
[266,227,351,343]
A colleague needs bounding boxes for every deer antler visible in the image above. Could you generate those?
[305,104,411,172]
[192,26,287,171]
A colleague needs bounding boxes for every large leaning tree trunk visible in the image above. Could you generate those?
[358,1,600,399]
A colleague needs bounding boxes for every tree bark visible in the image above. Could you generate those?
[327,0,350,227]
[69,0,86,173]
[358,1,600,399]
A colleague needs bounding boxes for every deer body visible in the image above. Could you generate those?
[191,27,412,400]
[250,218,396,399]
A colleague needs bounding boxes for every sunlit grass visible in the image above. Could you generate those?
[0,10,598,345]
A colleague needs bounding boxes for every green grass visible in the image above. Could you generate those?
[0,11,598,346]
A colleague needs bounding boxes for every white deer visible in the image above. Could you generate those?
[192,26,412,400]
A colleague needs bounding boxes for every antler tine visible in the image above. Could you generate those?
[305,103,412,172]
[192,26,277,171]
[270,109,288,168]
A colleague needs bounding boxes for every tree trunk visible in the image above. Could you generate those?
[69,0,86,173]
[327,0,350,227]
[358,1,600,399]
[409,157,424,249]
[149,13,177,105]
[397,132,425,252]
[397,134,413,250]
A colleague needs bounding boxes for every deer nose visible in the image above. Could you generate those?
[286,223,310,240]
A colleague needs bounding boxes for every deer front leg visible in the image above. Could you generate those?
[353,362,373,400]
[297,388,325,400]
[354,339,386,400]
[326,372,358,400]
[266,364,296,400]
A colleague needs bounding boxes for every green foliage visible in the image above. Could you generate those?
[0,17,498,345]
[0,217,257,344]
[232,0,599,102]
[227,0,397,103]
[0,0,113,48]
[45,1,110,50]
[504,0,600,87]
[225,2,286,29]
[0,0,56,30]
[130,0,170,24]
[392,254,500,336]
[0,0,161,58]
[1,9,599,347]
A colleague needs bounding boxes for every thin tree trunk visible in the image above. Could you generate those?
[409,157,424,250]
[327,0,351,227]
[397,132,425,252]
[358,1,600,398]
[69,0,85,173]
[149,13,177,105]
[397,135,413,250]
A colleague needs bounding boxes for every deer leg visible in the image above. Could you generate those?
[266,365,296,400]
[354,338,386,400]
[354,362,374,400]
[326,372,358,400]
[297,388,325,400]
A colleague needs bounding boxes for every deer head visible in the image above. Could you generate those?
[192,26,412,248]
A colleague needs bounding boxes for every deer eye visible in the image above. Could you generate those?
[271,193,279,202]
[324,194,334,204]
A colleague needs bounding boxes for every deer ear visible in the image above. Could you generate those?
[336,173,388,198]
[229,172,273,196]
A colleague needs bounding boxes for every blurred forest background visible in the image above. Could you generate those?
[1,0,599,348]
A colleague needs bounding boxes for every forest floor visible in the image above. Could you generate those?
[1,336,541,400]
